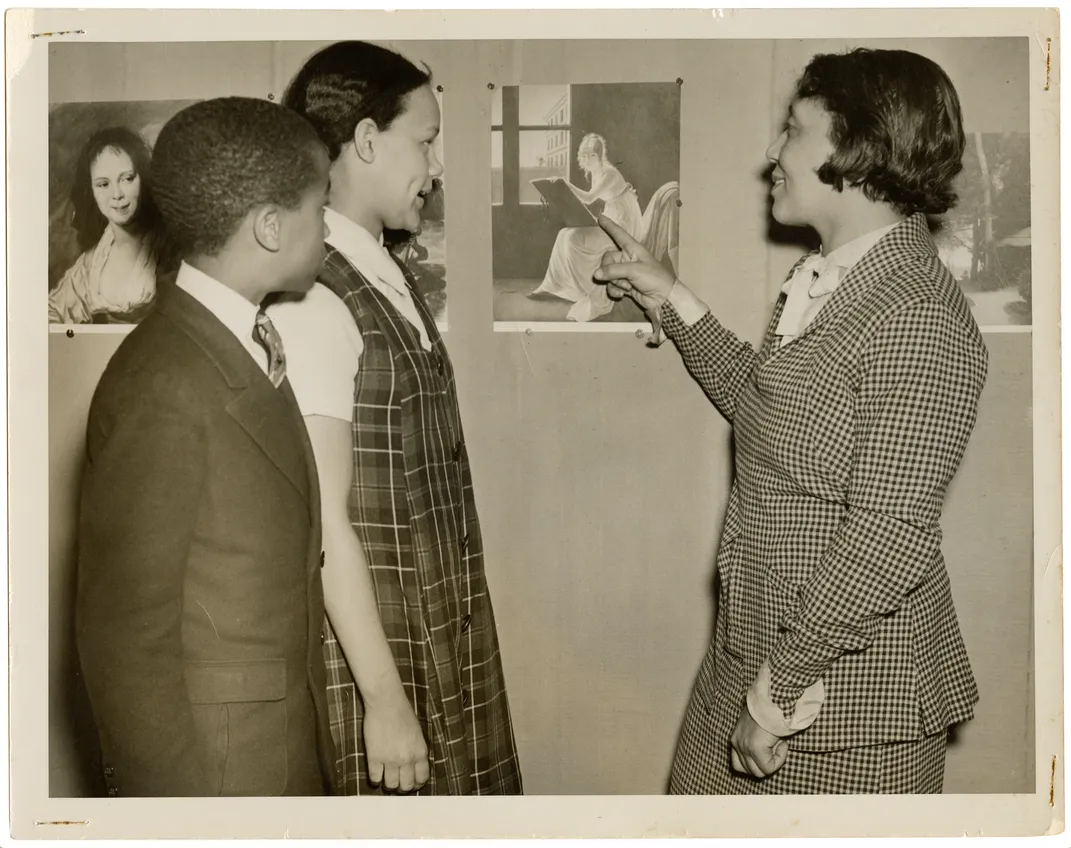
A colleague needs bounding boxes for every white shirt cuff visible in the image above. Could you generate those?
[745,659,825,738]
[666,279,709,326]
[645,279,709,346]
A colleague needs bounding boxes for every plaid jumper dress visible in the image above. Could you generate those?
[665,215,987,794]
[315,248,522,796]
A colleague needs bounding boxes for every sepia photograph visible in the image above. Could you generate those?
[7,7,1062,843]
[491,81,680,329]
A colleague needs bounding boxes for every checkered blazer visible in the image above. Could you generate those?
[314,249,522,794]
[663,214,988,752]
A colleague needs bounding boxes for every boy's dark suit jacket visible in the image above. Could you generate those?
[75,283,336,797]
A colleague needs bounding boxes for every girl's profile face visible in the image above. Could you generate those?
[372,84,443,235]
[90,146,142,229]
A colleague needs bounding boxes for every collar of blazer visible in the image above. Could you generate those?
[784,211,936,346]
[155,283,313,508]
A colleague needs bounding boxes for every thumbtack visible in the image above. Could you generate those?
[525,327,533,336]
[267,93,275,101]
[676,199,683,208]
[65,329,74,338]
[634,329,645,339]
[487,82,496,90]
[436,84,444,93]
[676,77,684,86]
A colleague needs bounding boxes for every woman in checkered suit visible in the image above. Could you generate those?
[268,42,522,796]
[595,48,987,794]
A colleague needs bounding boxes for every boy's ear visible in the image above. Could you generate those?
[353,117,378,164]
[252,205,282,253]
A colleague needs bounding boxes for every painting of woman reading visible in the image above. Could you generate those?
[527,134,649,322]
[490,82,681,328]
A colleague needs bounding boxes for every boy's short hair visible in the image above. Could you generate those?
[796,48,966,217]
[152,96,325,258]
[283,41,431,162]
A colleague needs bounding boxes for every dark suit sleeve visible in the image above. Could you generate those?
[766,300,988,714]
[75,374,211,796]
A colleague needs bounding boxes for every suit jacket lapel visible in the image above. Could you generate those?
[789,213,936,345]
[156,286,311,506]
[760,251,815,360]
[225,378,311,506]
[284,374,322,542]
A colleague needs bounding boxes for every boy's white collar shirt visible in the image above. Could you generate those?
[176,260,269,375]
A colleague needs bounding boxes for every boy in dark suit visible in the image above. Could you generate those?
[75,97,336,797]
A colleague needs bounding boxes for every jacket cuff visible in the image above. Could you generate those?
[745,659,825,738]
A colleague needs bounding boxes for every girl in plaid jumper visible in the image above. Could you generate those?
[595,49,986,794]
[268,41,522,796]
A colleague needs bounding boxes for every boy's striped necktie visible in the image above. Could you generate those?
[253,309,287,389]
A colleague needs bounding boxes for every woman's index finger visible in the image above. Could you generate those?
[597,214,639,253]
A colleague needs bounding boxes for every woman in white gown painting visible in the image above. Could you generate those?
[530,133,642,322]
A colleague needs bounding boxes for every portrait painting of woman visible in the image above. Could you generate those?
[48,126,164,325]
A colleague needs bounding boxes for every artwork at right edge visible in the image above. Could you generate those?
[934,131,1031,327]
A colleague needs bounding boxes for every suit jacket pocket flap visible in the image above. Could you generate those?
[185,658,287,705]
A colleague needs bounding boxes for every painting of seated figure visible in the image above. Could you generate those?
[491,82,681,330]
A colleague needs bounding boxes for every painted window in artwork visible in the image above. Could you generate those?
[519,131,567,203]
[491,84,571,206]
[519,85,570,125]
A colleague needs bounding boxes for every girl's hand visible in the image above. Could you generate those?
[363,692,430,793]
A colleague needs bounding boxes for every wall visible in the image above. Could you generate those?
[48,37,1033,797]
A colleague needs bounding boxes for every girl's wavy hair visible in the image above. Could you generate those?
[795,48,966,217]
[283,40,432,163]
[69,126,162,253]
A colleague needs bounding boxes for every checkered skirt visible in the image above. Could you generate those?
[668,686,946,794]
[316,250,522,795]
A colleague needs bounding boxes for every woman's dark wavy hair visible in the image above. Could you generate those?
[283,40,432,162]
[69,126,162,253]
[795,48,966,217]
